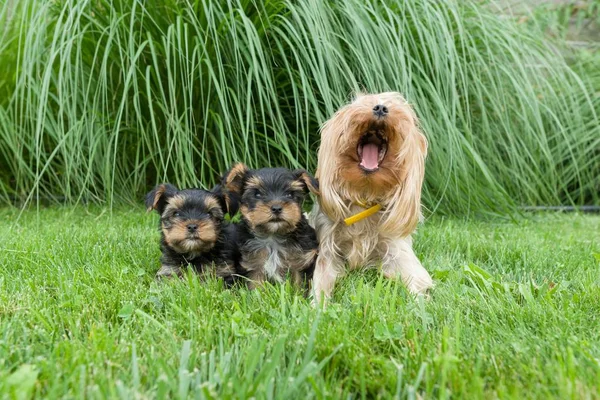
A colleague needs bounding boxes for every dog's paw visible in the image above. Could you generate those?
[310,292,329,309]
[405,270,434,296]
[155,265,182,280]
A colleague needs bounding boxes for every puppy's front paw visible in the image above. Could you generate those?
[155,265,182,280]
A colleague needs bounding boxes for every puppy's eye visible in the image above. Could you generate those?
[254,191,262,199]
[285,192,294,199]
[173,212,181,217]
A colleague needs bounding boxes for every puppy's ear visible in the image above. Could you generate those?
[210,183,237,217]
[293,169,320,196]
[207,192,225,220]
[145,183,178,214]
[219,163,248,215]
[222,163,248,194]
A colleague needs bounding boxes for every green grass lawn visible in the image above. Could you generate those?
[1,207,599,399]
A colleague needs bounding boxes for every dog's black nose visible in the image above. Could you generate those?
[373,104,388,117]
[271,204,283,215]
[187,224,198,232]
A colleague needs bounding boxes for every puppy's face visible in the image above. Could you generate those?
[223,165,319,236]
[146,184,224,254]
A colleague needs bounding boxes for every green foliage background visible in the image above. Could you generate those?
[0,0,598,214]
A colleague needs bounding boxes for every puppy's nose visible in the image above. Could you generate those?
[187,224,198,232]
[373,104,388,117]
[271,204,283,215]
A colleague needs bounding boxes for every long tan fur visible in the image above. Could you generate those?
[310,92,432,304]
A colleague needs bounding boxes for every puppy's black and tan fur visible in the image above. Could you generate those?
[145,184,241,285]
[222,164,319,290]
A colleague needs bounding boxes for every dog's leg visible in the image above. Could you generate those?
[381,238,432,295]
[156,264,183,279]
[246,269,266,290]
[215,262,238,287]
[311,251,344,306]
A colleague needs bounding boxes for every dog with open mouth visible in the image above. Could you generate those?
[309,92,433,304]
[222,164,320,291]
[145,184,241,285]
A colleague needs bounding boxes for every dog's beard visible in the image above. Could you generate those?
[172,237,212,253]
[162,222,218,255]
[242,203,301,236]
[251,217,298,236]
[256,220,293,235]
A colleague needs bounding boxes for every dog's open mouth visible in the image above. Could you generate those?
[357,131,387,172]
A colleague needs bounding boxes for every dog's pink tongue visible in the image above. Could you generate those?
[360,144,379,170]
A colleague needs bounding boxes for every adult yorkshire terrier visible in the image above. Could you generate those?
[309,92,433,304]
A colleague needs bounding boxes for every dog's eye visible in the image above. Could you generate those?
[285,192,294,199]
[254,191,262,199]
[173,212,181,217]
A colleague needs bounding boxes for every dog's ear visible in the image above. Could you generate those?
[379,116,427,238]
[219,163,248,215]
[210,183,238,217]
[210,183,226,212]
[222,163,248,194]
[293,169,320,196]
[145,183,178,214]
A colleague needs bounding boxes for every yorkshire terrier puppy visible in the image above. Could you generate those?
[309,92,433,304]
[145,183,241,285]
[222,164,319,290]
